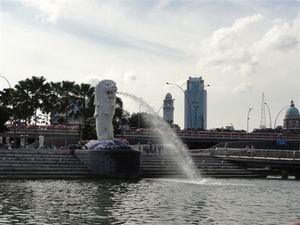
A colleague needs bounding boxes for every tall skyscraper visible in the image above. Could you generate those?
[185,77,208,130]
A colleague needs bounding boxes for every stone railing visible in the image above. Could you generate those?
[203,147,300,160]
[121,130,300,140]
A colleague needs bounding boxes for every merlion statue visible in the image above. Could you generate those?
[94,79,118,141]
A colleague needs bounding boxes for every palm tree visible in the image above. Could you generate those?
[14,79,37,148]
[0,106,10,132]
[113,97,129,135]
[71,83,94,141]
[0,88,13,107]
[51,81,77,147]
[0,88,15,139]
[14,76,49,147]
[40,82,59,148]
[1,88,17,145]
[0,88,13,133]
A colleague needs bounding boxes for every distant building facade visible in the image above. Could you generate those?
[185,77,208,130]
[283,100,300,132]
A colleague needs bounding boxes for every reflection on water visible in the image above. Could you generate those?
[0,180,119,224]
[0,178,299,224]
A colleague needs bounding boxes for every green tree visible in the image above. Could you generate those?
[113,97,129,135]
[40,83,60,148]
[81,120,97,140]
[129,112,151,129]
[71,83,94,140]
[0,88,13,107]
[0,88,14,125]
[14,80,32,121]
[0,106,11,132]
[50,81,78,147]
[14,76,50,147]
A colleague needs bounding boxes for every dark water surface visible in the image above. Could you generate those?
[0,178,299,225]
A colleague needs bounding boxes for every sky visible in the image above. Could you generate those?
[0,0,299,131]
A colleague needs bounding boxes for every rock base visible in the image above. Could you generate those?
[75,148,140,178]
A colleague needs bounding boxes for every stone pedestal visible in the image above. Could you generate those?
[75,148,140,178]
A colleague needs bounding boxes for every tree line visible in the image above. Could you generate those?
[0,76,153,140]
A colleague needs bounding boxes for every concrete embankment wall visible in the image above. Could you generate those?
[0,148,263,179]
[0,148,93,179]
[140,154,261,178]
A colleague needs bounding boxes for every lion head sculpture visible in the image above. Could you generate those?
[94,79,118,117]
[94,80,118,141]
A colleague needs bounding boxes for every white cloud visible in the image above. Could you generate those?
[209,14,264,50]
[209,85,231,94]
[232,82,253,94]
[197,14,264,76]
[124,70,137,83]
[79,73,100,86]
[22,0,70,23]
[252,14,300,53]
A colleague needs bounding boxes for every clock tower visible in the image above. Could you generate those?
[163,93,174,124]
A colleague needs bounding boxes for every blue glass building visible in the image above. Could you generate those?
[184,77,208,130]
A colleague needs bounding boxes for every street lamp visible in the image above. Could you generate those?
[15,98,30,149]
[193,84,210,129]
[0,76,11,88]
[247,108,253,133]
[274,105,289,129]
[0,75,16,147]
[166,82,192,129]
[138,97,143,129]
[264,103,272,129]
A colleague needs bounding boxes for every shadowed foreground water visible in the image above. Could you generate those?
[0,178,299,225]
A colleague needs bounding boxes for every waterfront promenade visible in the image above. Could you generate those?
[136,143,300,179]
[0,146,299,179]
[3,126,300,150]
[121,130,300,149]
[194,147,300,179]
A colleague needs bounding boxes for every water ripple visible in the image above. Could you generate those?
[0,179,299,224]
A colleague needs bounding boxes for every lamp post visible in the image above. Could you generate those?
[166,82,192,129]
[264,103,272,129]
[193,84,210,129]
[0,76,11,88]
[0,75,16,147]
[230,123,234,131]
[247,108,253,133]
[138,97,143,129]
[274,105,289,129]
[17,99,29,149]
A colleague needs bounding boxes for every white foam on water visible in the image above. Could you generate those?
[148,178,255,187]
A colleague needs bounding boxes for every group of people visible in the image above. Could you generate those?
[3,143,12,149]
[246,145,256,157]
[138,142,163,154]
